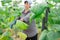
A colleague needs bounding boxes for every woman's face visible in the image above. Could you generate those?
[24,2,30,9]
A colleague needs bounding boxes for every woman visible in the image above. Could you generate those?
[20,0,38,40]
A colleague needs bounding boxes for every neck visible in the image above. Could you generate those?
[25,8,29,11]
[24,8,30,14]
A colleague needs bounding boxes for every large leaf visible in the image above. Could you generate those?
[47,0,60,3]
[1,0,12,6]
[39,30,48,40]
[0,29,13,40]
[53,0,60,3]
[48,24,60,31]
[48,7,60,24]
[47,31,60,40]
[31,4,47,19]
[0,29,3,35]
[13,20,28,30]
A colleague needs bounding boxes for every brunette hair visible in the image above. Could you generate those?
[24,1,28,4]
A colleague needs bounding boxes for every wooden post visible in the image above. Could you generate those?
[42,7,50,31]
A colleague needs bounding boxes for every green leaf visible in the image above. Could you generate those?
[14,20,28,30]
[47,31,60,40]
[39,30,48,40]
[31,4,47,19]
[47,3,54,8]
[2,31,12,37]
[0,29,3,35]
[1,0,12,6]
[49,24,60,31]
[53,0,60,3]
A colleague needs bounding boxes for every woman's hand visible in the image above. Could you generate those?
[20,18,24,21]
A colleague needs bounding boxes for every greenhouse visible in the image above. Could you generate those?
[0,0,60,40]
